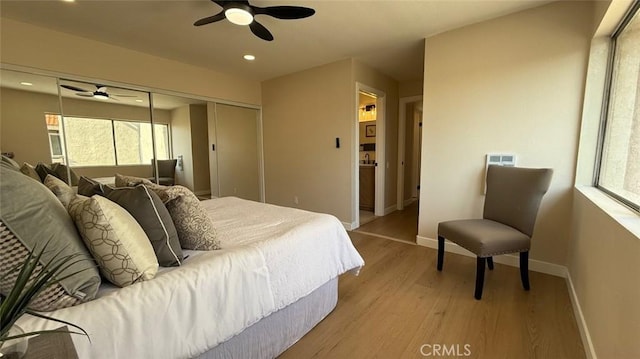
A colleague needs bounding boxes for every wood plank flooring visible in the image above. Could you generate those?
[354,201,418,243]
[279,232,585,359]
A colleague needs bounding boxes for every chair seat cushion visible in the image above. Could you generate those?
[438,219,530,257]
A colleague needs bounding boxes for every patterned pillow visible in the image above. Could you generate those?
[68,195,159,287]
[146,184,220,250]
[115,173,153,188]
[104,185,183,267]
[0,166,101,311]
[19,162,41,182]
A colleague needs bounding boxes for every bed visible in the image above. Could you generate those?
[15,196,365,358]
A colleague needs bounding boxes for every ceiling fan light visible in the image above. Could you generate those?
[225,8,253,26]
[94,93,109,100]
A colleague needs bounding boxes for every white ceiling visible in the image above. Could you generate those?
[0,0,551,83]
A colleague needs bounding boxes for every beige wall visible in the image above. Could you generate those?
[568,1,640,358]
[262,59,353,220]
[419,1,594,265]
[569,189,640,358]
[0,18,261,106]
[171,105,194,190]
[399,80,424,98]
[404,102,416,202]
[353,60,400,211]
[189,104,211,195]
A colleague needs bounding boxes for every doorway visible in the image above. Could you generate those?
[354,83,386,229]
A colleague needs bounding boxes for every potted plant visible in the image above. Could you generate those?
[0,245,89,358]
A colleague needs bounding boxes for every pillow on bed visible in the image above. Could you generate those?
[44,175,77,209]
[0,165,101,311]
[51,163,80,186]
[115,173,153,188]
[1,155,19,170]
[68,195,159,287]
[35,162,57,182]
[146,184,220,250]
[78,176,108,197]
[103,185,183,267]
[19,162,41,182]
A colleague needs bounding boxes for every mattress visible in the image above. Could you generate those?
[16,197,364,359]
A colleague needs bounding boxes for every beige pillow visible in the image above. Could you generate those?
[146,184,220,250]
[19,162,41,182]
[115,173,153,188]
[68,195,158,287]
[44,175,77,209]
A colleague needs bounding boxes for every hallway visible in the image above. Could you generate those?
[354,201,418,243]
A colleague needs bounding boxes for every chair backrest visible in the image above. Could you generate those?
[152,159,177,178]
[483,165,553,237]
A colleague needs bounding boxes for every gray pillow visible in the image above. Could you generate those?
[78,176,108,197]
[104,185,183,267]
[51,163,80,186]
[0,166,101,310]
[35,162,56,182]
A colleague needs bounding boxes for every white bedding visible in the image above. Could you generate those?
[16,197,364,359]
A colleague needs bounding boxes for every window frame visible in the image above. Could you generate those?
[48,114,171,167]
[594,0,640,212]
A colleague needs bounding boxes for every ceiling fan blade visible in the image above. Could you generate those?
[76,93,94,97]
[194,11,226,26]
[249,20,274,41]
[61,84,91,92]
[254,5,315,19]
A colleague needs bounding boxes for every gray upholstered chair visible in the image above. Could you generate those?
[150,159,177,186]
[437,165,553,300]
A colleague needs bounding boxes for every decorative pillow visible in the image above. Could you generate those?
[1,155,19,170]
[0,166,101,311]
[115,173,153,188]
[103,185,183,267]
[51,163,80,186]
[20,162,41,182]
[67,195,158,287]
[146,184,220,250]
[35,162,57,182]
[78,176,109,197]
[44,175,77,209]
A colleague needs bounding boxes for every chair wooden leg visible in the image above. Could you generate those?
[520,251,530,291]
[475,257,486,300]
[437,236,444,271]
[487,256,494,270]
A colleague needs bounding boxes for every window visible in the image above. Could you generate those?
[46,115,170,166]
[597,2,640,211]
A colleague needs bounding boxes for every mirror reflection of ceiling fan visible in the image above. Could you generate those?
[60,84,137,101]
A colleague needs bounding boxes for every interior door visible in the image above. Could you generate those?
[212,103,261,202]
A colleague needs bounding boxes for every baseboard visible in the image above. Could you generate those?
[342,221,356,231]
[566,272,597,359]
[384,205,396,215]
[416,236,567,278]
[403,198,417,207]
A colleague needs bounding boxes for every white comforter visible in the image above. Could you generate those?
[16,197,364,359]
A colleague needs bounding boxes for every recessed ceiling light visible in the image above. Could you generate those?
[62,0,75,3]
[243,54,256,61]
[20,82,33,86]
[135,99,143,103]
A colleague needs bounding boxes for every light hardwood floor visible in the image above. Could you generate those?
[355,201,419,243]
[280,232,585,359]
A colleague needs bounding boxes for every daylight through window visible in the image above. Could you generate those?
[597,3,640,211]
[46,115,170,166]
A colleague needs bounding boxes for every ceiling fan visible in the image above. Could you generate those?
[60,84,137,101]
[194,0,315,41]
